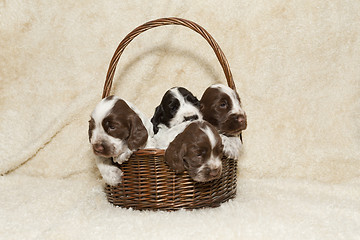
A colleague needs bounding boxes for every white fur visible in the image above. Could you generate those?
[202,125,217,149]
[154,121,191,149]
[201,125,222,170]
[221,134,242,159]
[168,88,203,128]
[95,157,123,186]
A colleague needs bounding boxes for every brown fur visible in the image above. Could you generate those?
[88,98,148,157]
[200,87,247,136]
[165,121,223,182]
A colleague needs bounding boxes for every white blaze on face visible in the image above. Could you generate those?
[210,84,245,115]
[90,97,127,157]
[90,98,116,144]
[201,125,222,170]
[168,88,202,128]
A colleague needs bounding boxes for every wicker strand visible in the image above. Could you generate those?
[102,17,235,98]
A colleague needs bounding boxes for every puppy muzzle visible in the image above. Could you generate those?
[92,141,114,158]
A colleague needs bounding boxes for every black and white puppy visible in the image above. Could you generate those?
[151,87,202,134]
[164,120,224,182]
[200,84,247,159]
[89,95,154,185]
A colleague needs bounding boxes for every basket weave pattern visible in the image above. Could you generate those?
[105,150,237,210]
[102,17,239,211]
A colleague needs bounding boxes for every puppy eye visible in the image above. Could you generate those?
[105,121,116,130]
[220,101,228,108]
[197,149,206,157]
[169,101,180,113]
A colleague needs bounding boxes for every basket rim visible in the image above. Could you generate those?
[132,148,165,156]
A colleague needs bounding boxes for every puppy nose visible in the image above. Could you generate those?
[238,114,247,130]
[184,114,199,122]
[209,168,221,178]
[93,143,104,153]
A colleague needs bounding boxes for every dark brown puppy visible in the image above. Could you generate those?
[200,84,247,159]
[200,84,247,136]
[89,95,148,162]
[165,121,223,182]
[89,95,152,186]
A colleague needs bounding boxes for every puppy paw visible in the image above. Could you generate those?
[102,166,123,186]
[114,149,133,164]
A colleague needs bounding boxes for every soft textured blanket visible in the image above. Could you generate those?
[1,1,359,239]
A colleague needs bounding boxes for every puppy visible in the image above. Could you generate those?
[151,87,202,134]
[200,84,247,159]
[89,95,154,185]
[164,121,224,182]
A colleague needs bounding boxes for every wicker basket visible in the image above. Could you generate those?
[102,17,239,211]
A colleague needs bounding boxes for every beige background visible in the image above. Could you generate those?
[1,1,359,239]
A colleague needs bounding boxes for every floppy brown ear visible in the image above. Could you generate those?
[127,114,148,150]
[165,134,187,173]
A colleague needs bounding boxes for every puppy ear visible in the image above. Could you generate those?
[127,114,148,150]
[186,93,200,107]
[165,134,187,173]
[151,105,164,134]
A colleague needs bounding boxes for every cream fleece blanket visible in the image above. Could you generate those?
[0,1,359,239]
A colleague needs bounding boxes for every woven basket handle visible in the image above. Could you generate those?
[102,17,235,98]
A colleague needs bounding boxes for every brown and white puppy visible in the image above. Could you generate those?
[89,95,154,185]
[164,121,224,182]
[200,84,247,159]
